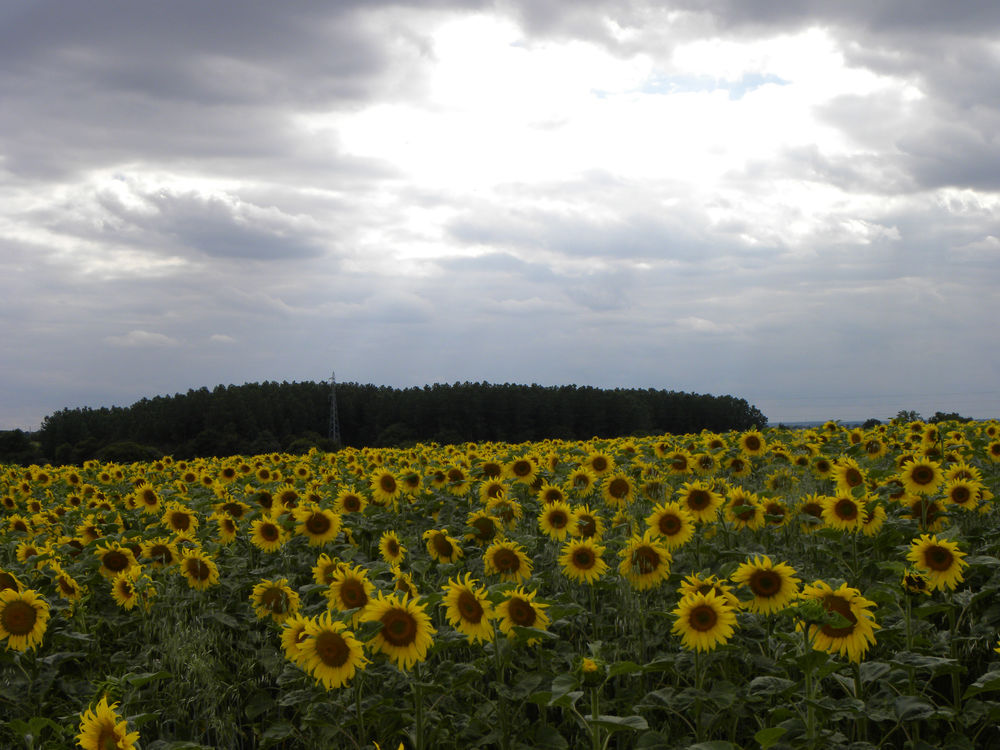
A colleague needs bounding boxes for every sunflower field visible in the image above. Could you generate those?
[3,419,1000,749]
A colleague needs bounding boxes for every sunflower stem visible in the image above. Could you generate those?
[355,672,366,748]
[492,633,511,750]
[590,685,602,750]
[412,662,425,750]
[802,625,817,748]
[693,649,705,743]
[853,662,867,742]
[947,593,961,714]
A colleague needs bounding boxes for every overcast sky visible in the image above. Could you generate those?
[3,1,999,430]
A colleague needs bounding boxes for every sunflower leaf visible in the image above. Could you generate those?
[586,714,648,732]
[963,669,1000,699]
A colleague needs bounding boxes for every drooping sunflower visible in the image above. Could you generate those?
[362,592,436,670]
[76,696,140,750]
[906,534,968,591]
[441,573,495,644]
[423,528,464,564]
[111,570,141,611]
[796,494,826,533]
[48,563,83,603]
[675,480,724,523]
[250,578,301,623]
[293,505,342,547]
[899,458,944,496]
[280,614,312,667]
[821,494,867,532]
[327,564,375,621]
[496,587,551,645]
[0,587,50,651]
[570,504,605,540]
[900,569,931,596]
[486,495,524,529]
[618,530,672,591]
[558,538,608,585]
[179,548,220,591]
[538,500,573,541]
[860,503,887,536]
[601,473,634,508]
[211,512,239,545]
[312,553,344,586]
[392,567,420,599]
[645,501,696,549]
[483,540,533,583]
[672,590,738,652]
[731,555,800,614]
[298,611,370,689]
[799,580,879,662]
[379,530,407,565]
[250,514,289,553]
[900,495,948,532]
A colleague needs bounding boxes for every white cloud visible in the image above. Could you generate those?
[105,330,181,347]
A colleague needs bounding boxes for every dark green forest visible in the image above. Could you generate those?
[6,381,767,464]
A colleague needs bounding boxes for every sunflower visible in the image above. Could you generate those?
[496,587,551,645]
[392,567,420,599]
[281,614,313,667]
[334,490,367,514]
[484,540,533,583]
[692,452,719,475]
[76,696,140,750]
[986,441,1000,464]
[362,592,435,670]
[161,503,199,535]
[862,436,888,460]
[423,529,464,564]
[731,556,800,614]
[442,573,495,644]
[536,483,567,506]
[723,488,765,531]
[179,549,220,591]
[132,482,162,514]
[212,512,239,545]
[570,504,605,540]
[538,500,573,541]
[298,611,370,689]
[371,469,404,507]
[95,542,140,580]
[49,563,83,603]
[899,458,943,495]
[465,510,500,546]
[0,587,50,651]
[558,539,608,584]
[584,451,615,477]
[663,450,693,476]
[312,553,344,586]
[565,467,597,497]
[900,495,947,532]
[111,570,141,611]
[860,503,887,536]
[678,572,740,609]
[486,495,523,529]
[601,473,634,507]
[250,514,289,553]
[739,430,767,456]
[293,505,342,546]
[900,569,931,596]
[811,456,834,479]
[327,564,374,622]
[675,480,724,523]
[250,578,301,623]
[906,534,968,591]
[799,580,879,662]
[504,457,538,485]
[942,478,980,511]
[379,530,407,565]
[618,530,672,591]
[821,494,866,532]
[796,494,826,533]
[645,501,695,549]
[832,458,867,495]
[672,590,738,652]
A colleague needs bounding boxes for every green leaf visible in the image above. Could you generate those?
[511,625,558,642]
[608,661,643,677]
[859,661,891,684]
[748,676,795,697]
[531,725,568,750]
[635,730,671,749]
[895,695,936,721]
[755,727,787,750]
[687,742,738,750]
[124,670,171,688]
[891,652,964,676]
[551,672,580,697]
[586,714,649,732]
[963,670,1000,699]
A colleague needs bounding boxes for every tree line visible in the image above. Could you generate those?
[10,380,767,464]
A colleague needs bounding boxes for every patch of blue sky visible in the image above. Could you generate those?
[628,72,789,100]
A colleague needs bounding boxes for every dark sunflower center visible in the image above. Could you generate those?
[865,441,881,455]
[574,474,591,488]
[512,460,532,477]
[633,546,661,575]
[343,495,361,511]
[577,515,597,537]
[507,598,536,627]
[187,558,212,580]
[482,462,502,478]
[170,512,191,531]
[141,490,158,505]
[802,503,823,518]
[731,459,746,472]
[689,604,718,632]
[447,469,464,482]
[608,478,629,498]
[543,489,563,503]
[816,460,830,472]
[925,546,954,571]
[150,544,173,564]
[734,504,756,521]
[820,595,858,638]
[340,580,368,608]
[951,486,971,504]
[1,600,36,634]
[314,630,350,667]
[386,539,400,556]
[381,609,417,646]
[912,466,935,485]
[260,524,280,541]
[687,490,710,510]
[473,518,496,541]
[306,513,331,535]
[844,469,863,487]
[749,570,780,597]
[572,548,596,569]
[834,499,858,521]
[659,514,682,535]
[380,475,397,493]
[591,457,608,472]
[457,591,483,623]
[493,549,520,572]
[58,577,77,595]
[671,457,688,471]
[261,588,288,614]
[744,436,761,451]
[548,511,568,529]
[223,502,245,518]
[103,551,130,573]
[116,580,135,599]
[432,534,454,558]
